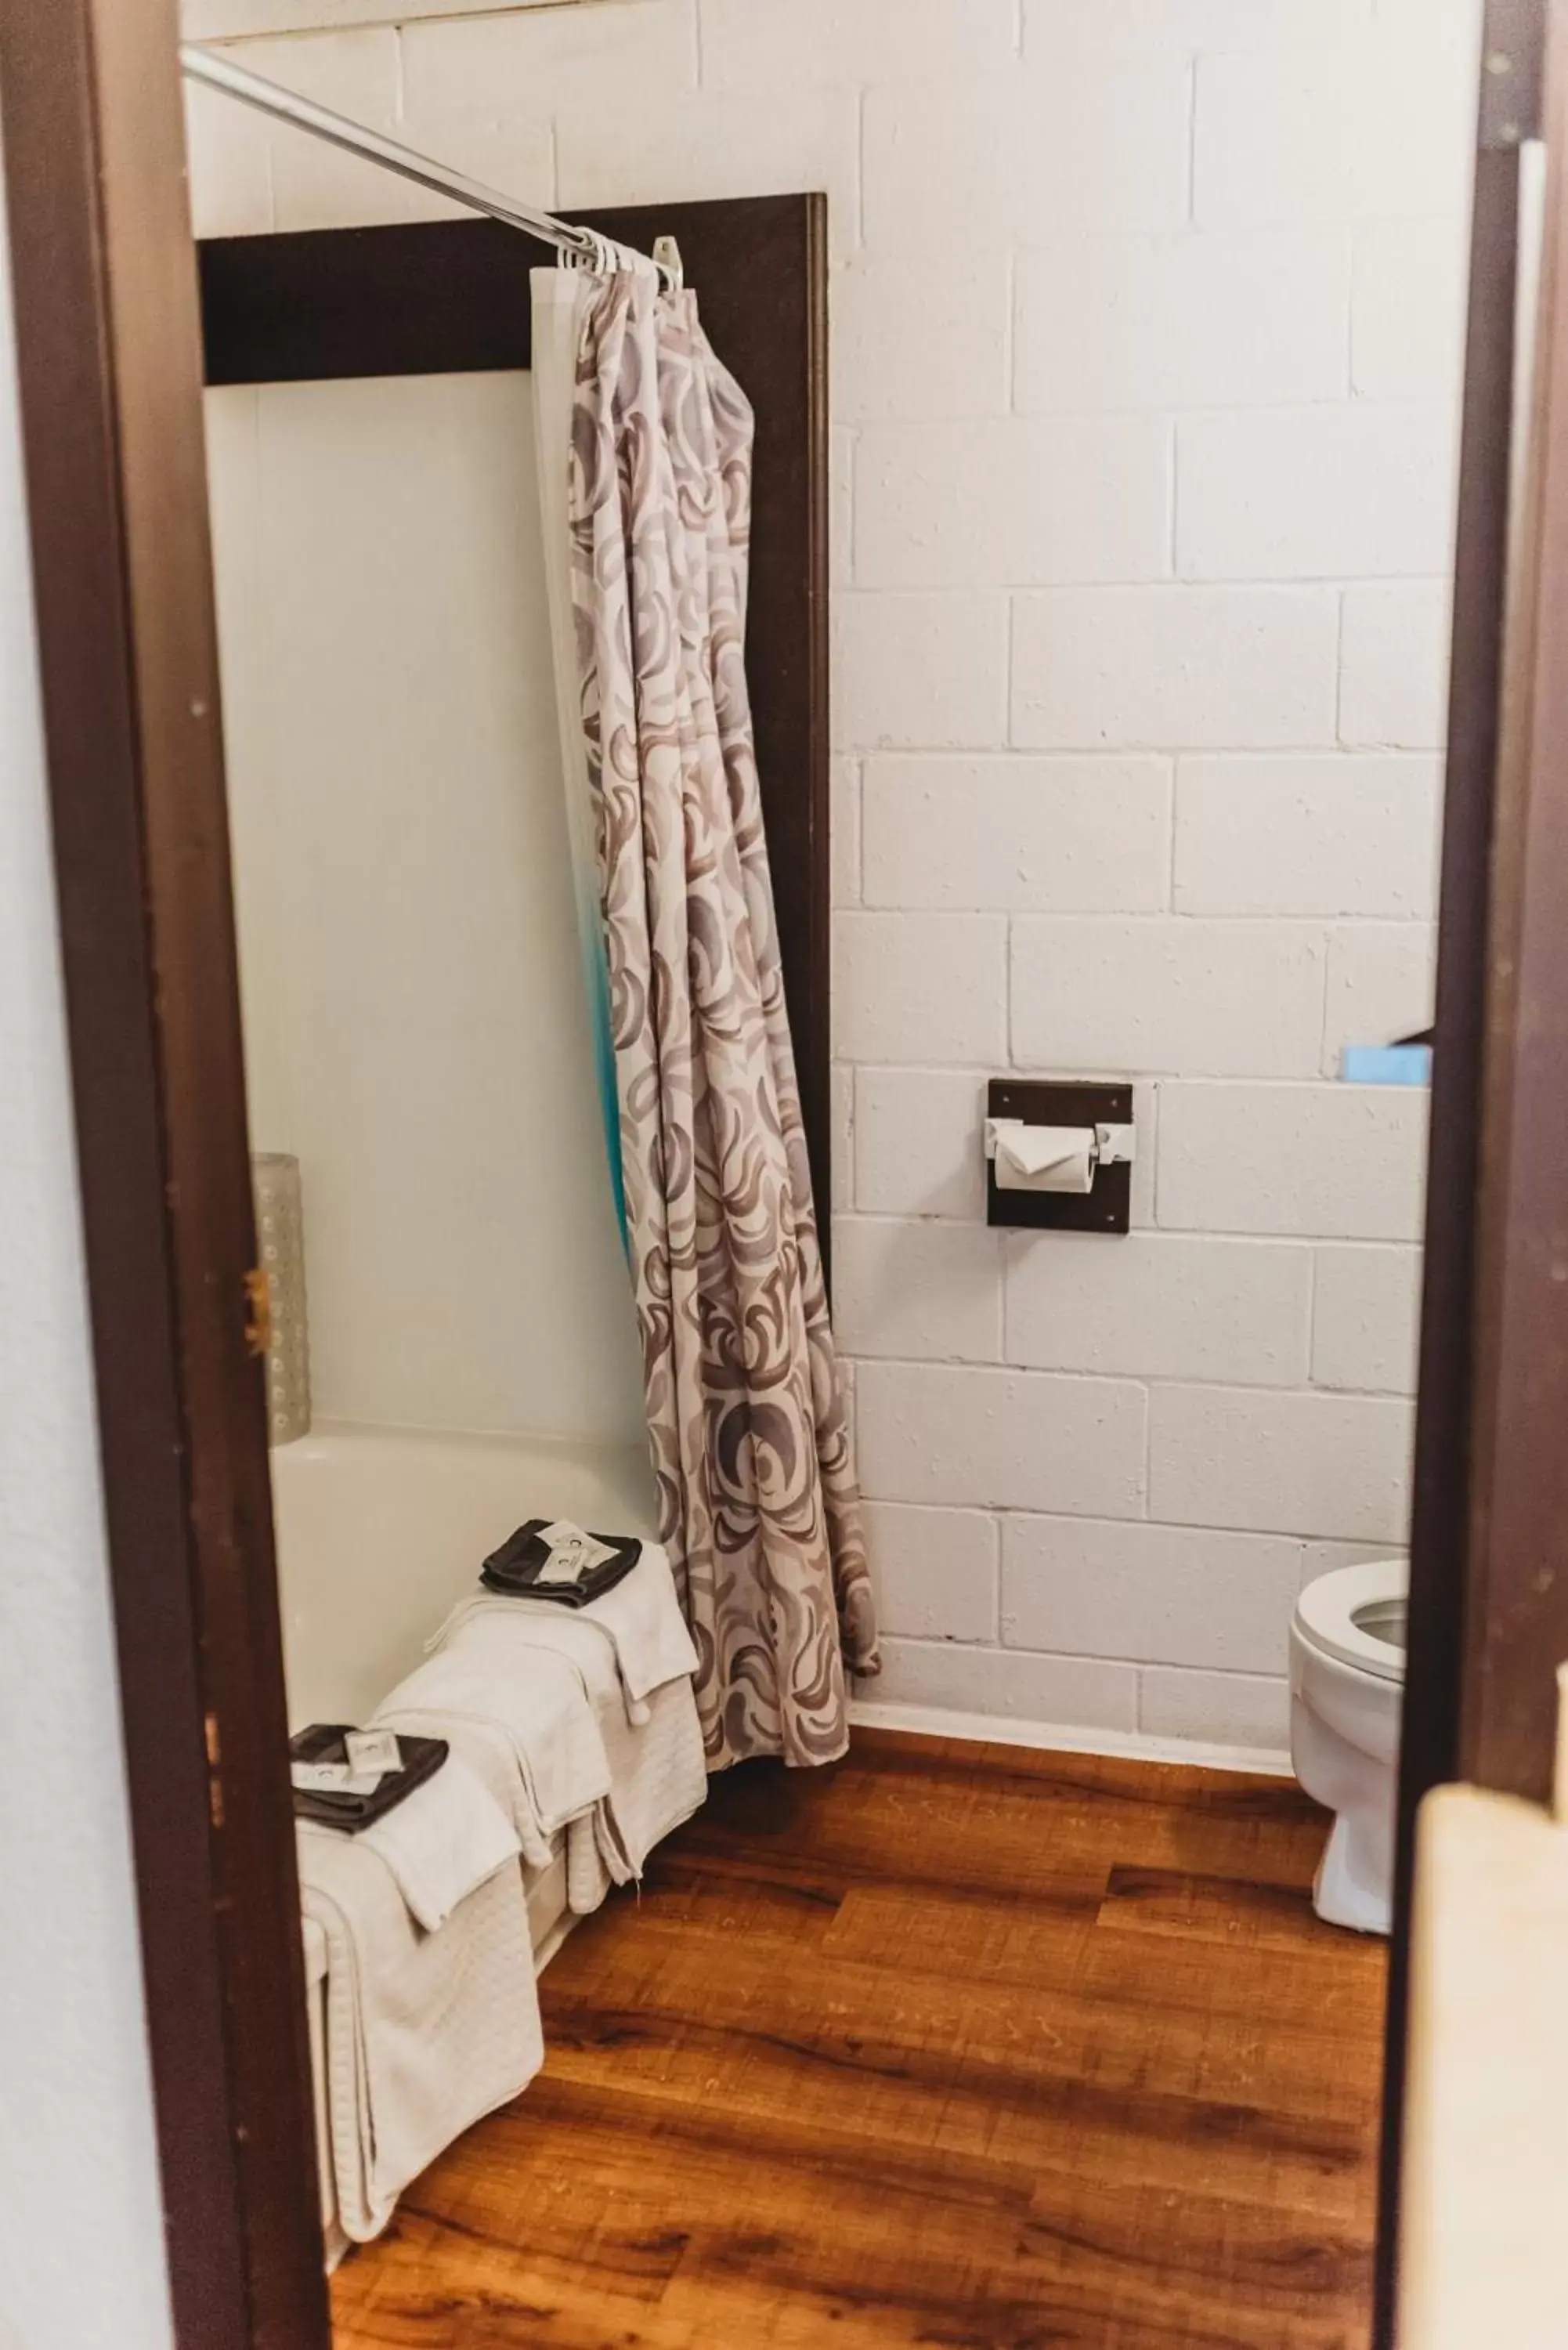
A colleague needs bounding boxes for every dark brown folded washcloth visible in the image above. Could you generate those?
[289,1723,449,1833]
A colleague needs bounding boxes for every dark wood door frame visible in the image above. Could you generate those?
[0,3,330,2345]
[0,5,830,2335]
[11,2,1568,2345]
[1375,4,1557,2341]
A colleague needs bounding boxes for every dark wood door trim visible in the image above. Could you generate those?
[197,197,835,1264]
[1461,4,1568,1804]
[0,3,329,2344]
[1375,5,1549,2341]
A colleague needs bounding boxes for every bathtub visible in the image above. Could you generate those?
[269,1418,659,1731]
[271,1419,660,2260]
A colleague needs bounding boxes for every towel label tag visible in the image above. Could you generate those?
[291,1759,388,1797]
[536,1520,620,1584]
[345,1727,403,1777]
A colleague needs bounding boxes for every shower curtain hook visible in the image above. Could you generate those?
[653,233,684,295]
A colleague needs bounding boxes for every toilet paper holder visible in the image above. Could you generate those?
[984,1078,1136,1235]
[984,1117,1136,1173]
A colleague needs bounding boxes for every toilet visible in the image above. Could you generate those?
[1288,1558,1407,1935]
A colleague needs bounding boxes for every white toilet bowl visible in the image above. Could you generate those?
[1288,1558,1407,1935]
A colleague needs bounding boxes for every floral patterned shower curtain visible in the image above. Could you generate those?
[565,267,878,1770]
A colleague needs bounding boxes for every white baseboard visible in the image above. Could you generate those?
[848,1694,1294,1780]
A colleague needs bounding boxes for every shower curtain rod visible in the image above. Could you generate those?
[179,44,661,274]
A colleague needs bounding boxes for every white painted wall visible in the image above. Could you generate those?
[186,0,1479,1754]
[206,370,647,1443]
[185,0,614,45]
[0,142,175,2350]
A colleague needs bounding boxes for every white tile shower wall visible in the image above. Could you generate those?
[186,0,1479,1755]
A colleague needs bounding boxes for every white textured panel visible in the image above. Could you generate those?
[855,415,1172,590]
[834,913,1008,1066]
[1177,403,1460,580]
[1011,587,1339,750]
[186,0,592,28]
[1005,1233,1312,1386]
[1194,34,1477,226]
[1158,1082,1429,1240]
[1313,1245,1423,1393]
[1353,219,1470,400]
[862,1502,1000,1643]
[703,0,1018,88]
[1340,580,1453,750]
[863,63,1191,244]
[208,374,647,1440]
[1174,753,1443,916]
[1003,1517,1302,1672]
[1010,917,1327,1078]
[832,756,862,908]
[1150,1383,1416,1540]
[857,1362,1148,1517]
[831,1063,855,1215]
[1026,0,1371,49]
[183,78,273,238]
[1299,1538,1400,1589]
[1322,923,1437,1072]
[400,1,696,111]
[853,1068,990,1222]
[833,1217,1003,1363]
[835,592,1010,750]
[557,85,861,243]
[861,755,1171,913]
[1140,1668,1292,1750]
[1014,229,1351,411]
[367,112,560,224]
[227,30,433,234]
[833,247,1012,424]
[869,1638,1140,1730]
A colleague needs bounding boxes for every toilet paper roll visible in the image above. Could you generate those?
[993,1125,1096,1195]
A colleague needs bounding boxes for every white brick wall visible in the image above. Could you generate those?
[188,0,1479,1759]
[1011,587,1341,750]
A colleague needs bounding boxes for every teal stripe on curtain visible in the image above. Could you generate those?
[580,879,627,1251]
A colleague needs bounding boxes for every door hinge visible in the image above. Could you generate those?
[244,1266,272,1359]
[205,1712,226,1830]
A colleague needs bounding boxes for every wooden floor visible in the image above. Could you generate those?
[331,1729,1388,2350]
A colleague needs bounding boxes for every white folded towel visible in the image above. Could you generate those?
[435,1603,705,1914]
[435,1541,698,1727]
[374,1640,611,1858]
[567,1670,709,1914]
[346,1754,521,1933]
[297,1819,541,2244]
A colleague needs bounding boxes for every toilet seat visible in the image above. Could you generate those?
[1294,1559,1407,1685]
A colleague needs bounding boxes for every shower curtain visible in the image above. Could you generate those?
[530,262,878,1770]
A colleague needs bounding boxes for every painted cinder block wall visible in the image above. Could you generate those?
[185,0,1479,1757]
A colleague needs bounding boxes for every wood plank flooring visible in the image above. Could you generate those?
[330,1729,1387,2350]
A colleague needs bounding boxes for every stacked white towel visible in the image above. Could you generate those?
[429,1603,706,1911]
[373,1641,612,1867]
[433,1539,699,1726]
[355,1752,521,1933]
[397,1538,707,1917]
[297,1813,542,2244]
[295,1532,706,2264]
